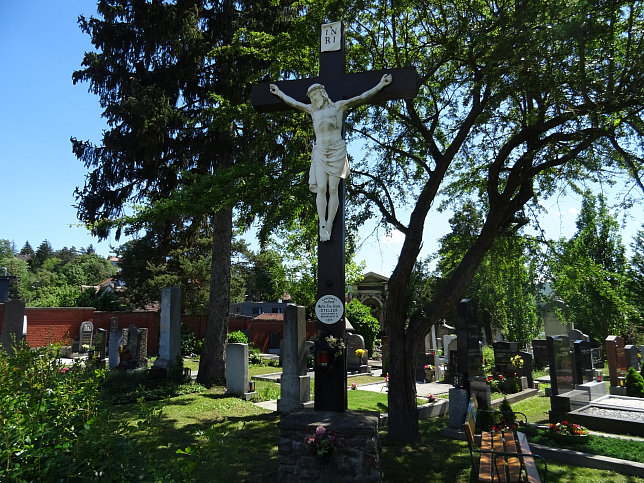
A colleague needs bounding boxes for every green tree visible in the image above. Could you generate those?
[549,194,633,342]
[627,226,644,336]
[339,0,644,443]
[73,0,310,386]
[434,202,541,346]
[345,299,380,355]
[32,240,53,270]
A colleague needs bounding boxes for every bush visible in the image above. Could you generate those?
[227,330,249,344]
[181,325,203,356]
[0,342,160,480]
[625,367,644,398]
[345,299,380,355]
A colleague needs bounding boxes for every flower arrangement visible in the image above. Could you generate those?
[425,393,436,403]
[548,420,589,444]
[424,364,435,371]
[510,354,524,369]
[313,332,345,359]
[304,425,345,456]
[350,382,357,390]
[355,348,366,358]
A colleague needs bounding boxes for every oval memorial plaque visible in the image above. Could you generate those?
[315,295,344,325]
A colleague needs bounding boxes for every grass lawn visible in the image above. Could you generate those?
[112,387,644,482]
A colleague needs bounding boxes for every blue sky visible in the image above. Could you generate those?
[0,2,641,277]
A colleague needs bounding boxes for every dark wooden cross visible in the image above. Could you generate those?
[251,21,418,411]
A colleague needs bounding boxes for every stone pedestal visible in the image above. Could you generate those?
[575,380,607,400]
[278,410,381,482]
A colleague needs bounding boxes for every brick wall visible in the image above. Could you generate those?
[1,304,317,355]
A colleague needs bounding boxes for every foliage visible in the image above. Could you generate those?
[345,298,380,354]
[0,239,117,307]
[433,202,542,345]
[337,0,644,444]
[549,420,589,437]
[100,368,202,406]
[304,425,346,457]
[0,342,162,480]
[625,367,644,398]
[549,194,634,342]
[181,325,203,357]
[227,330,249,344]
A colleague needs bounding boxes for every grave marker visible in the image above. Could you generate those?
[572,339,594,385]
[605,335,627,387]
[547,335,573,395]
[252,21,417,411]
[531,339,549,369]
[79,321,94,350]
[625,344,640,371]
[277,305,311,414]
[493,341,519,374]
[153,286,182,371]
[1,299,25,355]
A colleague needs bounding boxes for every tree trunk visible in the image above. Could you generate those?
[196,207,233,387]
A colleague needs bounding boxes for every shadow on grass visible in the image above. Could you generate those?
[380,417,473,482]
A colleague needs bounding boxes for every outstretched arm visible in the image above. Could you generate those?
[340,73,393,110]
[270,84,311,113]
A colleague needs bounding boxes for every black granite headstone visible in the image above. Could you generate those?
[572,340,593,385]
[519,350,533,388]
[547,335,573,395]
[532,339,549,368]
[456,299,482,388]
[493,341,519,374]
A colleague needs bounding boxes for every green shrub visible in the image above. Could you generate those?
[345,299,380,355]
[0,342,161,480]
[181,325,203,356]
[249,345,263,364]
[625,367,644,398]
[227,330,249,344]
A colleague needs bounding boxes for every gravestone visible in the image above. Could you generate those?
[447,337,458,384]
[1,299,26,354]
[0,271,16,303]
[519,350,534,388]
[493,341,519,374]
[94,328,107,361]
[108,317,121,370]
[277,305,312,414]
[121,325,148,370]
[625,345,640,371]
[572,340,594,385]
[569,328,589,343]
[456,299,483,387]
[547,335,573,395]
[531,339,549,369]
[153,286,182,371]
[591,347,602,369]
[346,332,369,374]
[225,343,254,400]
[79,321,94,351]
[605,335,626,387]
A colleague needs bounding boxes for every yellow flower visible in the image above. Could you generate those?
[355,349,366,358]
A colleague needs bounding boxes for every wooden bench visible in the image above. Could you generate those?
[463,396,546,482]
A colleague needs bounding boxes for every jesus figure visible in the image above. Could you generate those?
[270,73,392,241]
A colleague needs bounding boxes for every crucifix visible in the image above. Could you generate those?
[251,21,418,411]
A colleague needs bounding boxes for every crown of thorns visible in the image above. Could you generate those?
[306,84,326,97]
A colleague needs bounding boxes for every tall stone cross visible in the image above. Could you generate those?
[251,21,418,411]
